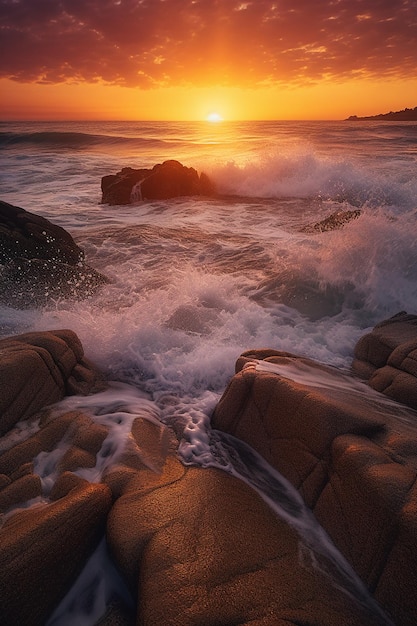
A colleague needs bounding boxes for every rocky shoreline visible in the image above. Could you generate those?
[1,312,417,625]
[346,106,417,121]
[1,188,417,624]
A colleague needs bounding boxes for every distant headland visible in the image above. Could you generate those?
[346,106,417,121]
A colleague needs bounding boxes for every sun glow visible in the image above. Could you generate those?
[206,112,223,122]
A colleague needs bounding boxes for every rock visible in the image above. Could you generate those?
[103,417,180,499]
[0,473,42,513]
[302,209,361,232]
[213,351,385,498]
[212,343,417,625]
[0,199,83,265]
[0,329,106,436]
[107,454,387,625]
[0,200,108,307]
[101,160,215,205]
[2,319,416,624]
[165,303,220,334]
[346,107,417,121]
[0,473,112,626]
[0,410,108,477]
[0,257,108,308]
[353,311,417,409]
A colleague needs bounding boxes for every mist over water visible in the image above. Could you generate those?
[1,120,415,624]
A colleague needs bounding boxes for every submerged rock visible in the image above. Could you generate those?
[0,200,108,307]
[302,208,361,232]
[101,159,215,205]
[250,268,351,320]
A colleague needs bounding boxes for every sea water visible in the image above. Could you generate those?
[1,120,416,624]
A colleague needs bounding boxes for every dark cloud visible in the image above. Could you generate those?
[1,0,416,87]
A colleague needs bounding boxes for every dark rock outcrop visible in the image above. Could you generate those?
[346,106,417,121]
[101,160,215,205]
[0,200,83,266]
[0,200,108,307]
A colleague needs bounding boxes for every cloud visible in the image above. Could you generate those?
[1,0,416,88]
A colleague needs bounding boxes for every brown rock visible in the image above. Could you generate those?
[130,416,173,471]
[58,446,97,472]
[353,311,417,369]
[0,410,108,478]
[353,312,417,409]
[101,160,215,205]
[314,435,415,582]
[374,481,417,626]
[213,351,385,503]
[212,346,417,625]
[0,473,112,626]
[0,473,42,513]
[107,458,387,625]
[9,461,34,481]
[0,330,106,436]
[0,474,11,490]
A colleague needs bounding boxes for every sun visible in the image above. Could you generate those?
[206,112,223,123]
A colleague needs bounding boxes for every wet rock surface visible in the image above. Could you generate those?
[301,208,361,232]
[212,312,417,625]
[0,329,106,436]
[101,160,215,205]
[1,316,416,624]
[0,200,108,307]
[353,311,417,409]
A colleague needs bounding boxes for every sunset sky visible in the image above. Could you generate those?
[1,0,416,121]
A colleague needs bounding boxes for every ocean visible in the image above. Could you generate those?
[1,119,416,624]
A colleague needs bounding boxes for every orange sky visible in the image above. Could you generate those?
[1,0,416,121]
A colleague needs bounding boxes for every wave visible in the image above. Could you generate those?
[209,150,417,209]
[0,131,170,151]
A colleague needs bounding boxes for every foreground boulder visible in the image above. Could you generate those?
[353,311,417,409]
[106,439,386,626]
[0,329,112,625]
[212,313,417,625]
[1,318,416,624]
[0,473,112,626]
[0,200,107,307]
[0,329,105,436]
[101,159,215,205]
